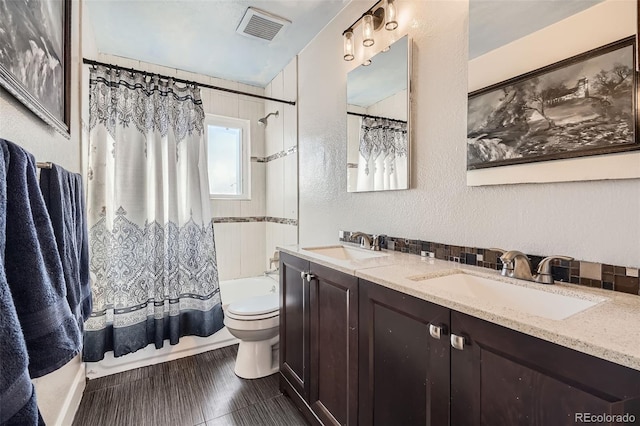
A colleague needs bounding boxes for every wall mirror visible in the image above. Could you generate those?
[346,35,410,193]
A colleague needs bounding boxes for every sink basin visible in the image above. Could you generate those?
[409,273,603,320]
[303,245,389,261]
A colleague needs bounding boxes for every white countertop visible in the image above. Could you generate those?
[278,244,640,371]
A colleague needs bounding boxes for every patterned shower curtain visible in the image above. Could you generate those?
[83,65,223,362]
[357,117,408,191]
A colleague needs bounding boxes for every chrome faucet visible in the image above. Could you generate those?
[350,232,383,251]
[500,250,534,281]
[493,248,573,284]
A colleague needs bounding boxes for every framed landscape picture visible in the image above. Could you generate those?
[467,37,638,170]
[0,0,71,137]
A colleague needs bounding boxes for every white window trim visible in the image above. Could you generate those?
[205,114,252,200]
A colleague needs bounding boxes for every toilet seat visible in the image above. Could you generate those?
[226,310,279,321]
[226,294,279,320]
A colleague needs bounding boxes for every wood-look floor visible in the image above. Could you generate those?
[73,345,308,426]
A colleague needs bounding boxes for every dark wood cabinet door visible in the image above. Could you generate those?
[308,263,359,426]
[450,311,640,426]
[280,252,310,401]
[359,280,451,426]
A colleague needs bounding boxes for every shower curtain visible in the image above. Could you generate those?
[83,65,223,361]
[356,117,408,191]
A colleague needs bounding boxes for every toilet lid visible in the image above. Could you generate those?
[227,293,279,316]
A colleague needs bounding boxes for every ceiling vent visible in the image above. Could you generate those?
[236,7,291,42]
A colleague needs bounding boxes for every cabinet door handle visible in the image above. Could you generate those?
[450,334,466,350]
[306,273,316,282]
[429,324,445,339]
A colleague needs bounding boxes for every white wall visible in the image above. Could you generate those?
[0,0,88,424]
[297,0,640,268]
[265,58,299,268]
[367,89,408,121]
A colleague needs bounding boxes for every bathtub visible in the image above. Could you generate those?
[86,274,279,379]
[219,274,279,307]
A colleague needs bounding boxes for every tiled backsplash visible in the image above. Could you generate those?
[339,231,640,296]
[214,216,298,226]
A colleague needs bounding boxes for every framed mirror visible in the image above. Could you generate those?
[346,35,410,193]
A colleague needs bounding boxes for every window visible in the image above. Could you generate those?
[205,114,251,199]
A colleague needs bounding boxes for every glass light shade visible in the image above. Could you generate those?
[363,59,372,66]
[362,14,374,47]
[385,0,398,30]
[343,30,354,61]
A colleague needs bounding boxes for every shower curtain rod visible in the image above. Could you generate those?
[82,58,296,106]
[347,111,407,124]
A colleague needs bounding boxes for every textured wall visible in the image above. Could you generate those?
[0,1,86,424]
[298,0,640,267]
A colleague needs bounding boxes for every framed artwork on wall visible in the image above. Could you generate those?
[467,37,638,170]
[0,0,71,137]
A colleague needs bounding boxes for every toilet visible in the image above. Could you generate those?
[223,293,280,379]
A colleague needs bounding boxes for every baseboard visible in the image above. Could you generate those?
[56,362,86,426]
[86,327,239,379]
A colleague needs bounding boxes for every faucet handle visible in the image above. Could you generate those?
[535,255,574,284]
[371,234,387,251]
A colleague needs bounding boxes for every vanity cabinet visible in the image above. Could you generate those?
[450,311,640,426]
[309,263,359,426]
[279,253,358,426]
[280,252,640,426]
[358,279,451,426]
[280,252,310,402]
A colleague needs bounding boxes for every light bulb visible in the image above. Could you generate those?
[362,14,374,47]
[385,0,398,31]
[343,30,354,61]
[363,59,372,66]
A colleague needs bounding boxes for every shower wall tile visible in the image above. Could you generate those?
[283,153,298,220]
[266,222,298,271]
[240,163,266,217]
[283,223,298,247]
[266,157,285,218]
[240,99,265,158]
[264,100,284,156]
[210,76,240,91]
[283,59,297,101]
[265,222,282,271]
[213,223,242,281]
[211,92,239,117]
[269,72,284,99]
[211,199,242,218]
[283,104,297,151]
[240,222,267,278]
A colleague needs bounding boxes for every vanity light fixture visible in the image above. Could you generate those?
[385,0,398,30]
[362,13,375,47]
[343,29,355,61]
[363,59,372,66]
[341,0,398,61]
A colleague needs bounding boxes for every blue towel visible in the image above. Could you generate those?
[40,164,92,329]
[2,139,82,378]
[0,141,43,426]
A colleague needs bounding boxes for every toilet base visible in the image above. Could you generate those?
[234,336,279,379]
